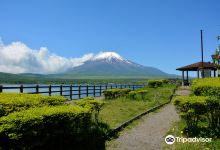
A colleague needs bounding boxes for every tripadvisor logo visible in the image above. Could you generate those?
[165,135,175,145]
[165,135,212,145]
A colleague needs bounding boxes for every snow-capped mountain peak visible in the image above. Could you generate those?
[92,52,124,61]
[66,51,170,78]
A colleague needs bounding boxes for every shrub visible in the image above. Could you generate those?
[191,78,220,130]
[148,80,163,88]
[80,96,95,100]
[174,96,208,129]
[0,93,66,116]
[119,88,132,96]
[192,78,220,98]
[75,99,105,122]
[161,79,169,84]
[174,96,220,136]
[127,91,136,99]
[205,96,220,129]
[103,88,131,99]
[103,89,118,99]
[0,105,108,149]
[127,90,148,100]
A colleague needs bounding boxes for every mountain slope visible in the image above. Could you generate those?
[0,72,37,83]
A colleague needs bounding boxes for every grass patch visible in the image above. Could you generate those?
[163,119,220,150]
[100,84,176,128]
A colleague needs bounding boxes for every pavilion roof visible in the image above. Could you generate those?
[176,61,217,71]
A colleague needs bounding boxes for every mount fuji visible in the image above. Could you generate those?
[57,52,172,79]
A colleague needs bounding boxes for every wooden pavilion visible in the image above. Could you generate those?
[176,61,217,85]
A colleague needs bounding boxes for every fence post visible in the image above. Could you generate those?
[116,85,117,88]
[120,84,122,89]
[99,85,102,96]
[111,85,112,89]
[86,85,89,97]
[70,85,72,100]
[20,85,23,93]
[79,85,81,99]
[132,85,135,90]
[60,85,63,96]
[0,85,2,93]
[93,85,96,97]
[49,85,52,96]
[36,84,39,94]
[105,84,107,90]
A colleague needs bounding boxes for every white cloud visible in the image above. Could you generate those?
[70,53,94,67]
[0,40,94,74]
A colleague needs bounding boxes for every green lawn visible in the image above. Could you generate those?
[163,116,220,150]
[99,84,176,128]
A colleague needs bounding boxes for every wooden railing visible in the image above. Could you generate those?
[0,84,145,100]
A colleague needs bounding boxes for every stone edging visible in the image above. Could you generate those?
[107,87,177,138]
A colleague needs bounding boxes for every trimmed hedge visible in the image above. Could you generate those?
[103,88,131,99]
[161,79,169,84]
[75,99,105,112]
[127,90,148,100]
[174,96,208,129]
[174,96,220,136]
[174,78,220,137]
[0,105,108,149]
[75,98,106,122]
[148,80,163,88]
[192,78,220,97]
[0,93,66,116]
[80,96,95,101]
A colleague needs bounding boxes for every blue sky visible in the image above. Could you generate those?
[0,0,220,75]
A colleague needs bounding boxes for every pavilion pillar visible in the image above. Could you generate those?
[182,71,184,86]
[186,71,189,83]
[214,70,216,77]
[197,70,200,78]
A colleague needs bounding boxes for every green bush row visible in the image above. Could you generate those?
[192,78,220,98]
[0,105,108,149]
[103,88,131,99]
[0,93,109,149]
[174,96,220,137]
[0,93,66,117]
[148,80,163,88]
[127,90,148,100]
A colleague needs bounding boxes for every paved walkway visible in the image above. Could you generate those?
[107,86,190,150]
